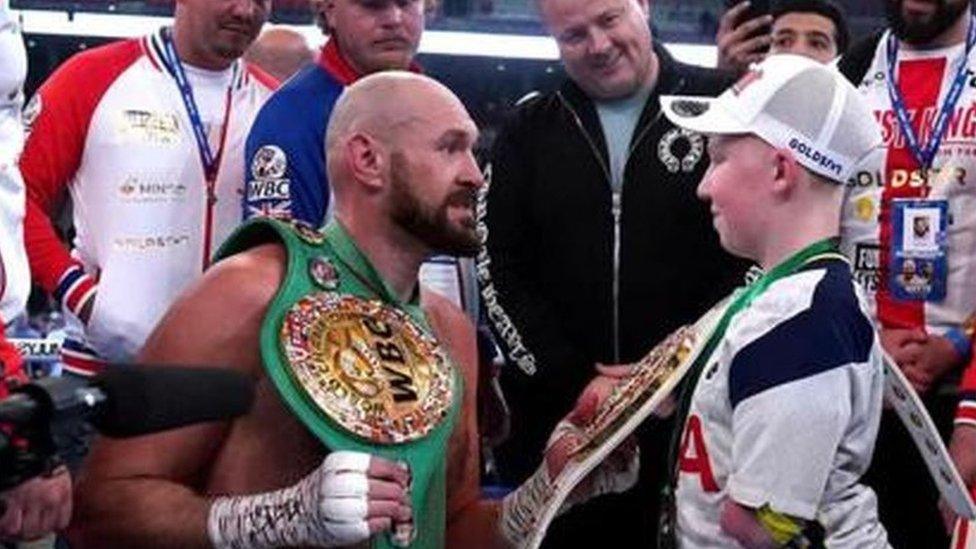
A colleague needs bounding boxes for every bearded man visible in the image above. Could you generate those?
[68,72,636,549]
[837,0,976,545]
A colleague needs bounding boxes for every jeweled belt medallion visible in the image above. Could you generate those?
[281,293,454,444]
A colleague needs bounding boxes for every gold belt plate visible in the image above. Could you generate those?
[281,293,454,444]
[571,326,697,456]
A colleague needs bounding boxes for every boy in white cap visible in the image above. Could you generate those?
[658,54,891,548]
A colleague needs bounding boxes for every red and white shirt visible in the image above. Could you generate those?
[21,27,276,374]
[841,33,976,427]
[842,32,976,336]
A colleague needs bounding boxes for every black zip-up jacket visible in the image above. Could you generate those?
[479,44,747,487]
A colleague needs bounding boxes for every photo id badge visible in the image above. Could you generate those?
[889,199,948,302]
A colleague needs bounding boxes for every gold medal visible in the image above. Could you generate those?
[281,293,454,444]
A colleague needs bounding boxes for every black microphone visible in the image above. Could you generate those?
[0,365,255,438]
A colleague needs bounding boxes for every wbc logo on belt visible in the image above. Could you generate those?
[281,293,454,444]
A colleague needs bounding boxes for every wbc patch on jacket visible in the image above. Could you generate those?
[249,144,291,202]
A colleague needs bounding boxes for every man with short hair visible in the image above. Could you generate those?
[835,0,976,545]
[480,0,744,544]
[243,0,423,225]
[717,0,850,72]
[769,0,849,62]
[69,72,636,549]
[659,52,889,549]
[21,0,277,373]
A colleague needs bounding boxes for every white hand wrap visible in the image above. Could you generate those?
[499,420,640,548]
[207,451,374,549]
[562,443,639,509]
[499,462,556,548]
[543,418,640,510]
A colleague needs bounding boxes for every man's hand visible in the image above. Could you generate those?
[716,1,774,74]
[942,425,976,533]
[498,378,639,547]
[579,363,676,419]
[0,467,72,541]
[208,451,413,548]
[572,363,633,417]
[882,328,961,394]
[881,327,927,368]
[553,390,639,509]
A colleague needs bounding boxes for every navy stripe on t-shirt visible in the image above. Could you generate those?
[729,262,874,409]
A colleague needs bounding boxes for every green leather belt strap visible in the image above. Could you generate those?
[216,218,462,549]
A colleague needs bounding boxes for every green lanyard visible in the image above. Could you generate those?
[660,237,847,544]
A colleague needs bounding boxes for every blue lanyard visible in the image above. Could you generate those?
[160,27,230,183]
[885,17,976,170]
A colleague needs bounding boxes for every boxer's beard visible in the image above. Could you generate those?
[389,153,480,257]
[885,0,970,45]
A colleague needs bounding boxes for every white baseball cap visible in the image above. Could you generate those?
[660,54,881,184]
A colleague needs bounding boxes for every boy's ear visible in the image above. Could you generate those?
[771,148,800,196]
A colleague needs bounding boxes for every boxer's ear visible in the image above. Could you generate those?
[346,132,387,191]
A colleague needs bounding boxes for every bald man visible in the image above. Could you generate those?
[69,72,636,549]
[244,27,314,83]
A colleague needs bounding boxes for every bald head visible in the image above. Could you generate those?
[244,28,314,82]
[325,72,474,189]
[324,71,483,258]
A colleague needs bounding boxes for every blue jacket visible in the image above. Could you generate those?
[243,48,349,226]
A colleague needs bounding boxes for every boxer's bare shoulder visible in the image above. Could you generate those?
[138,242,287,374]
[71,242,323,547]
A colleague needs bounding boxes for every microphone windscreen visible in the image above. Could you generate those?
[90,365,255,438]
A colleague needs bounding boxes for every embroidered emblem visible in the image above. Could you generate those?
[658,128,705,174]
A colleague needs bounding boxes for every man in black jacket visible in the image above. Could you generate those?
[477,0,745,544]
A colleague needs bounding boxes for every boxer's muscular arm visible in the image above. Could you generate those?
[68,244,285,549]
[421,290,508,548]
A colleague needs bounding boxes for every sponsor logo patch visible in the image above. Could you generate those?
[10,338,61,360]
[118,109,182,145]
[658,128,705,174]
[118,174,187,202]
[788,137,843,176]
[854,195,876,222]
[853,242,880,292]
[113,234,190,252]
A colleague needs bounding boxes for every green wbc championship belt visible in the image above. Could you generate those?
[217,218,461,549]
[280,292,454,445]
